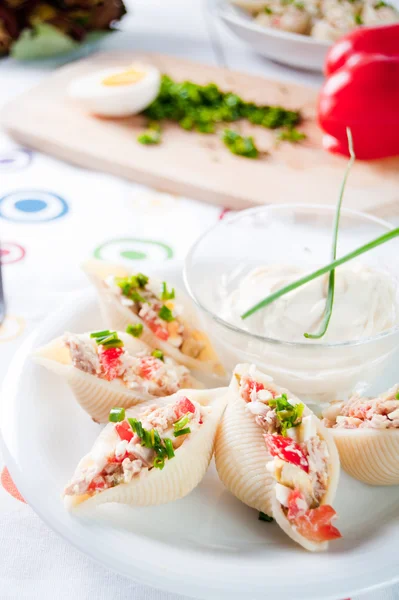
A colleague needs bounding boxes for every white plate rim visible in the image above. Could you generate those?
[214,0,332,48]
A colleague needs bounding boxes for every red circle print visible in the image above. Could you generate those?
[1,467,25,503]
[0,242,26,265]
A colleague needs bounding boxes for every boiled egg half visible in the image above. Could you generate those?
[67,64,161,118]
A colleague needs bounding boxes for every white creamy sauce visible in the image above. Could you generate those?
[221,264,399,343]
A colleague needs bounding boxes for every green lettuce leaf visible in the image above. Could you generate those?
[11,23,110,60]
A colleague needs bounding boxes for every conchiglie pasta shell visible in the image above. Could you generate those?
[215,384,275,516]
[215,364,340,552]
[33,332,203,423]
[65,388,228,510]
[331,428,399,486]
[82,259,226,380]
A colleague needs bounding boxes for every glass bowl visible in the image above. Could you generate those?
[184,204,399,404]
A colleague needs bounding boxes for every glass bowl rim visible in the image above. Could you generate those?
[183,203,399,350]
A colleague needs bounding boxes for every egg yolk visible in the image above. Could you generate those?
[102,68,145,87]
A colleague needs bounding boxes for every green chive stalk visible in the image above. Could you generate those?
[241,228,399,321]
[304,128,355,339]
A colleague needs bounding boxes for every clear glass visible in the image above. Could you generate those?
[184,204,399,404]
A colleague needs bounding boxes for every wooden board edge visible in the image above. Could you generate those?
[3,123,260,211]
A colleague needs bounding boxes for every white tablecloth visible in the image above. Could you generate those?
[0,1,397,598]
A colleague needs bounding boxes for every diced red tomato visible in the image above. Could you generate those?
[175,396,196,418]
[88,477,105,492]
[241,378,265,403]
[293,504,342,543]
[99,346,124,381]
[115,421,133,442]
[142,315,169,341]
[264,434,309,473]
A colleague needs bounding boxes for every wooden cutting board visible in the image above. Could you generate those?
[2,51,399,214]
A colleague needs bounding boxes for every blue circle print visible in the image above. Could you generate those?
[0,191,69,223]
[15,200,47,213]
[0,149,32,173]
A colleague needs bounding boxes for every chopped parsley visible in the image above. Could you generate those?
[159,304,175,322]
[90,330,124,349]
[374,0,390,8]
[138,74,303,157]
[109,407,125,422]
[222,129,259,159]
[268,394,305,437]
[278,128,307,143]
[136,273,149,287]
[396,391,399,400]
[264,5,273,13]
[137,121,162,145]
[259,512,274,522]
[354,13,363,23]
[152,348,164,361]
[161,281,175,301]
[126,323,144,338]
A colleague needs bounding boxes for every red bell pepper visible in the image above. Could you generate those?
[318,24,399,160]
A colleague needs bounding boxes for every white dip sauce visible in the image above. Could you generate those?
[221,264,399,343]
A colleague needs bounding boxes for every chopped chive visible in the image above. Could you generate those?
[259,512,274,522]
[304,128,355,340]
[161,281,175,300]
[159,305,175,322]
[98,332,118,344]
[101,339,124,349]
[152,349,164,361]
[126,417,176,466]
[174,427,191,437]
[126,323,144,338]
[164,438,175,459]
[141,428,150,447]
[174,414,190,432]
[90,330,112,338]
[90,330,124,349]
[109,407,125,422]
[128,417,143,439]
[155,445,167,458]
[130,291,147,304]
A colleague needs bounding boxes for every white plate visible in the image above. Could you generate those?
[2,263,399,600]
[215,0,330,71]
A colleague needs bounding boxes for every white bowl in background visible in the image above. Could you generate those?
[215,0,331,71]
